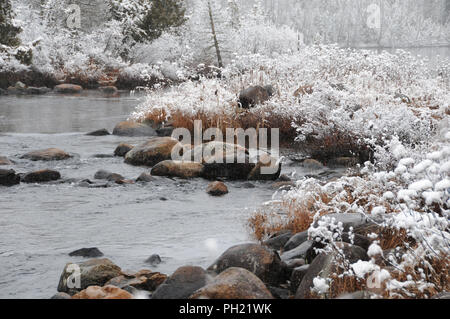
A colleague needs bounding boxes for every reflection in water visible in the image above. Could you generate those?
[0,92,144,134]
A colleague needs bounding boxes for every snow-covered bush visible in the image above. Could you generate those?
[131,45,449,163]
[249,125,449,299]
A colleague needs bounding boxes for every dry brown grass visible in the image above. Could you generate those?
[248,189,333,241]
[143,105,372,159]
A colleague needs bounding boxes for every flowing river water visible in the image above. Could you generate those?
[0,91,343,298]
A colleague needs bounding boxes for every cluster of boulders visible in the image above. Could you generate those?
[0,148,72,187]
[1,82,120,96]
[123,138,281,182]
[52,214,376,300]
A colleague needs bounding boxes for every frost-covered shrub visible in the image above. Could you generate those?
[249,129,449,299]
[132,45,449,164]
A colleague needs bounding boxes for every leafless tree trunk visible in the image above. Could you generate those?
[207,0,223,68]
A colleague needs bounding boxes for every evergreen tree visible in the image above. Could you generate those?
[0,0,21,47]
[138,0,186,42]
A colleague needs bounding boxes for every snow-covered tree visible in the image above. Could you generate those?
[0,0,21,47]
[138,0,186,42]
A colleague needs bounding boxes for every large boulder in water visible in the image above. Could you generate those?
[183,142,255,180]
[239,86,272,109]
[55,84,83,94]
[152,266,210,299]
[86,128,110,136]
[21,148,72,161]
[114,143,134,157]
[125,137,181,167]
[208,243,289,286]
[0,169,20,186]
[57,258,122,295]
[72,285,133,299]
[151,160,204,179]
[190,268,274,299]
[22,169,61,183]
[69,248,104,258]
[247,151,281,181]
[113,121,157,137]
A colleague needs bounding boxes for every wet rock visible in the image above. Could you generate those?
[0,156,13,166]
[51,292,72,299]
[69,247,104,258]
[242,182,256,189]
[0,88,7,95]
[248,152,281,181]
[263,231,293,251]
[94,170,124,182]
[21,148,72,161]
[152,266,210,299]
[115,179,135,185]
[26,87,50,95]
[284,231,309,252]
[185,142,254,180]
[72,285,133,299]
[99,86,118,94]
[55,84,83,94]
[106,270,167,292]
[145,254,162,265]
[114,143,134,157]
[183,141,248,163]
[208,243,288,286]
[151,160,204,179]
[125,137,180,167]
[290,265,309,294]
[57,258,122,295]
[295,243,369,299]
[285,258,306,270]
[206,181,229,196]
[22,169,61,183]
[203,161,255,180]
[136,172,156,183]
[191,268,274,299]
[156,126,175,137]
[86,128,110,136]
[239,86,271,109]
[281,241,314,262]
[113,121,157,137]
